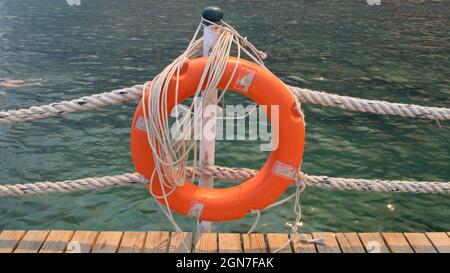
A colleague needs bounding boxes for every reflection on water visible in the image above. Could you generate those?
[0,0,449,233]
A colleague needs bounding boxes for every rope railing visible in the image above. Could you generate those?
[290,86,450,121]
[1,83,449,126]
[0,85,143,125]
[1,165,448,197]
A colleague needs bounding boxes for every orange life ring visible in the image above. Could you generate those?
[130,57,305,222]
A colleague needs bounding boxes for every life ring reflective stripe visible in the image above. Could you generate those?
[130,57,305,222]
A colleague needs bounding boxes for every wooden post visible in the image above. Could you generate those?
[197,6,223,236]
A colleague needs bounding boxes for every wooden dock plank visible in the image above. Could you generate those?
[218,233,242,253]
[143,231,170,253]
[335,233,365,253]
[291,233,317,253]
[1,230,449,253]
[312,232,341,253]
[242,233,267,253]
[14,230,50,253]
[169,232,192,253]
[0,230,26,253]
[425,232,450,253]
[404,233,437,253]
[91,231,123,253]
[358,233,390,253]
[118,231,147,253]
[195,233,218,253]
[381,233,413,253]
[66,231,98,253]
[267,233,292,253]
[39,230,74,253]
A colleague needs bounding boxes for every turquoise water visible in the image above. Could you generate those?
[0,0,449,233]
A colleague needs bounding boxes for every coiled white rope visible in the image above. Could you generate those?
[1,165,449,197]
[1,83,449,126]
[140,18,272,252]
[143,20,240,197]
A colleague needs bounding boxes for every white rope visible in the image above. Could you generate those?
[289,86,450,121]
[1,83,449,126]
[247,172,325,252]
[247,209,261,234]
[139,18,269,252]
[0,85,143,125]
[1,166,449,197]
[275,174,325,251]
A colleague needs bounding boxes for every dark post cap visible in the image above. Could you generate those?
[202,6,223,24]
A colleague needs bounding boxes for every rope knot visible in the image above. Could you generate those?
[258,50,268,60]
[240,37,249,47]
[295,171,308,188]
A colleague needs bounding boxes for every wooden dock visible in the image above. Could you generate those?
[0,230,449,253]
